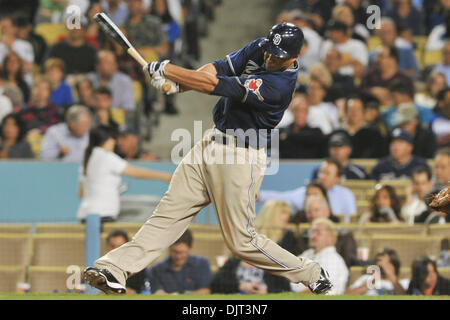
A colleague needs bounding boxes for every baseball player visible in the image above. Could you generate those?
[84,22,332,294]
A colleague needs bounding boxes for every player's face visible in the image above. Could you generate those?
[263,51,297,72]
[169,243,191,268]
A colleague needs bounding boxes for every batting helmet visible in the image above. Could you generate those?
[259,22,304,59]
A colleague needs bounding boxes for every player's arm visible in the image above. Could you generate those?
[175,63,218,93]
[163,63,219,93]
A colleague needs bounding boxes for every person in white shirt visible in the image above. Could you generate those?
[77,125,172,222]
[401,167,433,224]
[291,218,349,295]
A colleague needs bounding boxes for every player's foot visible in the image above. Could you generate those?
[84,267,126,294]
[308,268,333,294]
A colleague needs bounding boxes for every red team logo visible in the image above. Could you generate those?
[244,78,264,101]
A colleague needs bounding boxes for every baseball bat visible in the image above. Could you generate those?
[94,12,171,93]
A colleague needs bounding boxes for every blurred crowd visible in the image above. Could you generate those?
[0,0,221,161]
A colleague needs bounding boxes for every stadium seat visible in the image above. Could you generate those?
[32,233,85,266]
[0,234,31,266]
[0,266,26,293]
[438,267,450,279]
[370,235,443,268]
[190,232,230,269]
[424,50,442,67]
[428,224,450,238]
[0,224,32,234]
[34,23,68,45]
[352,159,377,175]
[102,222,142,236]
[347,266,411,288]
[362,223,427,236]
[35,223,84,234]
[28,266,84,294]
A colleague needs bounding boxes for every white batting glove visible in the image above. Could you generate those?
[144,59,170,78]
[150,76,180,95]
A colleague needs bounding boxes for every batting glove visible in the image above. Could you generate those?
[144,59,170,78]
[151,75,180,95]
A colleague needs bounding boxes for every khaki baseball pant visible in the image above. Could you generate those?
[95,128,321,286]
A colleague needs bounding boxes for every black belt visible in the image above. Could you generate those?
[211,135,261,149]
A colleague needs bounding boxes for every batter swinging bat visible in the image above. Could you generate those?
[94,12,171,93]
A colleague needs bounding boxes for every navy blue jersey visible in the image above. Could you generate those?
[210,38,298,147]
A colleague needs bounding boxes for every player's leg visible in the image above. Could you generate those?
[91,141,211,287]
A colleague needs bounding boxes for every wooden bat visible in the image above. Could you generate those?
[94,12,171,93]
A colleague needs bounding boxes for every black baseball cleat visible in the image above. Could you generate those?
[84,267,126,294]
[308,268,333,294]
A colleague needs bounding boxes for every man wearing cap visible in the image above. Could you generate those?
[430,88,450,148]
[320,19,368,78]
[395,103,437,159]
[371,128,430,180]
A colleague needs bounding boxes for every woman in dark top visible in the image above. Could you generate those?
[0,113,33,159]
[387,0,424,36]
[1,52,31,103]
[407,256,450,295]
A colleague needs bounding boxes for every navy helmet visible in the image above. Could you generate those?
[259,22,304,59]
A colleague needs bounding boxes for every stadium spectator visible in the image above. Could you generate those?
[401,166,434,224]
[371,128,430,180]
[0,74,23,108]
[432,148,450,193]
[88,50,135,112]
[320,19,368,79]
[77,125,171,222]
[432,43,450,85]
[86,1,106,47]
[426,13,450,51]
[407,256,450,295]
[17,76,63,134]
[259,159,357,222]
[101,0,129,26]
[91,87,120,130]
[0,113,33,159]
[45,23,97,75]
[386,0,424,36]
[382,81,435,131]
[105,229,149,294]
[44,58,73,108]
[415,72,447,109]
[278,94,326,159]
[359,184,404,224]
[281,0,335,32]
[360,45,414,107]
[311,130,369,180]
[291,218,349,295]
[323,48,355,100]
[148,229,212,295]
[369,18,418,74]
[15,14,47,65]
[342,95,386,158]
[0,52,31,103]
[430,88,450,147]
[210,257,290,294]
[74,77,96,109]
[306,78,339,135]
[0,77,13,121]
[40,105,91,162]
[437,239,450,268]
[345,248,409,295]
[255,200,299,255]
[116,129,157,161]
[331,3,369,42]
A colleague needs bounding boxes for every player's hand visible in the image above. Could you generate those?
[144,59,170,78]
[150,75,179,95]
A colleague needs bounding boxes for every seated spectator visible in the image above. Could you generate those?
[255,200,298,255]
[17,76,63,134]
[75,77,96,109]
[369,18,418,74]
[278,94,326,159]
[381,80,435,131]
[296,195,358,267]
[320,20,368,79]
[343,95,386,158]
[331,3,369,42]
[88,50,135,112]
[345,248,409,295]
[44,58,73,108]
[0,77,13,121]
[0,74,23,108]
[407,256,450,295]
[360,45,414,107]
[371,128,430,180]
[415,72,447,109]
[364,97,388,137]
[0,113,33,159]
[105,229,149,294]
[101,0,129,26]
[323,48,355,100]
[432,148,450,193]
[149,229,212,295]
[281,0,335,32]
[359,184,404,224]
[291,218,349,295]
[116,129,156,161]
[91,87,119,130]
[259,158,357,222]
[46,23,97,75]
[431,88,450,148]
[40,105,91,162]
[15,14,47,65]
[433,43,450,85]
[306,78,339,135]
[311,130,369,180]
[401,167,434,224]
[386,0,424,36]
[394,103,438,158]
[0,52,30,103]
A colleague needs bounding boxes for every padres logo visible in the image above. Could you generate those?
[273,33,282,46]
